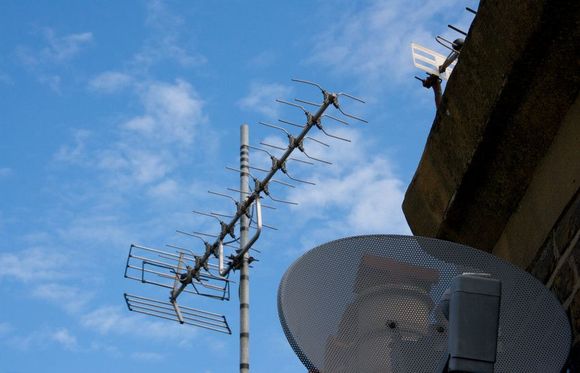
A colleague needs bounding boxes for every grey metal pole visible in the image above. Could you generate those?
[239,124,250,373]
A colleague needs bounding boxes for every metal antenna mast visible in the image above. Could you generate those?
[122,78,366,372]
[239,124,250,373]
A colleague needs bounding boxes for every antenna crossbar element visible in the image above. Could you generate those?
[124,293,231,334]
[448,24,467,36]
[466,6,477,15]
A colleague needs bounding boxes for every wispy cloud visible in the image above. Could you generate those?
[307,0,467,89]
[77,1,210,198]
[147,179,180,199]
[15,28,93,91]
[16,28,93,67]
[58,79,207,190]
[293,157,408,232]
[0,72,13,85]
[125,79,206,145]
[131,351,165,362]
[260,126,411,254]
[50,328,78,350]
[0,248,70,283]
[37,74,62,92]
[81,305,199,343]
[97,147,171,185]
[5,327,78,351]
[237,82,293,119]
[54,129,91,164]
[0,322,12,336]
[89,71,133,93]
[130,0,206,72]
[246,50,276,69]
[0,167,13,178]
[32,283,93,314]
[0,247,95,313]
[42,30,93,63]
[86,0,205,95]
[97,80,204,189]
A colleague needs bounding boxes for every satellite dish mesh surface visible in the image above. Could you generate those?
[278,235,571,372]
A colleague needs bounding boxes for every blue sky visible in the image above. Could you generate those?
[0,1,474,372]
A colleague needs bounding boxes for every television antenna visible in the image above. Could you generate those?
[278,235,571,372]
[122,78,366,372]
[411,6,477,108]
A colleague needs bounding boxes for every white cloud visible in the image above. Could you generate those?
[57,213,133,249]
[0,167,13,178]
[131,351,165,362]
[17,29,93,67]
[50,328,78,350]
[88,341,121,356]
[277,127,410,254]
[89,71,133,93]
[123,115,155,133]
[38,74,62,93]
[130,0,206,71]
[0,322,12,336]
[0,248,69,283]
[43,30,93,62]
[95,146,172,188]
[0,247,94,313]
[86,0,206,95]
[64,78,207,189]
[15,28,93,91]
[81,306,199,342]
[0,72,12,85]
[126,150,170,183]
[79,2,210,195]
[292,164,408,232]
[246,50,276,68]
[54,129,91,164]
[4,327,79,351]
[307,0,467,89]
[124,79,206,145]
[238,82,293,119]
[147,179,179,199]
[32,283,93,313]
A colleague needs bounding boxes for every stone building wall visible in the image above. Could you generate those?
[402,0,580,369]
[529,191,580,368]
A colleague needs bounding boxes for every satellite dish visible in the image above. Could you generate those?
[278,235,571,372]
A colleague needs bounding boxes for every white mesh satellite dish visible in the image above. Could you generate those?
[411,43,457,80]
[278,235,572,372]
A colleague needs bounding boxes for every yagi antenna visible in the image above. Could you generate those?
[122,78,366,372]
[410,6,475,108]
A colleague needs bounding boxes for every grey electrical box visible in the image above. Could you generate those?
[448,273,502,373]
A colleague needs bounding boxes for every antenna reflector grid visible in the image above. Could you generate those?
[124,293,231,334]
[411,43,456,80]
[124,244,230,301]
